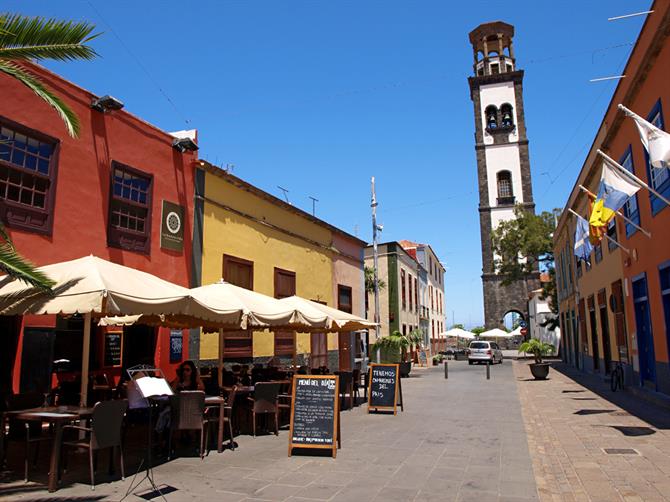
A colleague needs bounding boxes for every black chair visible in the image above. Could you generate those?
[247,382,281,436]
[5,393,47,482]
[336,372,354,410]
[221,369,237,387]
[352,369,362,405]
[168,391,215,460]
[60,399,128,490]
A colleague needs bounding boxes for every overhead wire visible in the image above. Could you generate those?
[85,1,192,127]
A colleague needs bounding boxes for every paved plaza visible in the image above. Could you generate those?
[1,361,537,502]
[516,361,670,502]
[5,360,670,502]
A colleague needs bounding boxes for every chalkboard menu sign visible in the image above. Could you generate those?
[169,330,183,363]
[104,332,122,367]
[288,375,339,458]
[368,363,401,414]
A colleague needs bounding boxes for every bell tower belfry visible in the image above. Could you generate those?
[467,21,540,328]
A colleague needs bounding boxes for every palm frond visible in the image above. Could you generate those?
[0,43,98,62]
[0,243,54,290]
[0,60,80,137]
[0,14,99,57]
[0,221,15,250]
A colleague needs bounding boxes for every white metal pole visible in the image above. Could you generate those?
[218,328,224,388]
[371,177,381,363]
[597,149,670,207]
[577,184,651,238]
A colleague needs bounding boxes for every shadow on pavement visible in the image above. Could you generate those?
[574,409,616,415]
[553,363,670,430]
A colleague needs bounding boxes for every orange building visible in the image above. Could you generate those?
[554,1,670,395]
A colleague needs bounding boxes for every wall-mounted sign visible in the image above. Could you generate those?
[104,331,123,367]
[170,329,183,363]
[160,200,185,252]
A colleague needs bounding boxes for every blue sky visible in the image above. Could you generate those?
[9,1,648,327]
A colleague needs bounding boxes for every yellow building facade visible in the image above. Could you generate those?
[195,162,363,364]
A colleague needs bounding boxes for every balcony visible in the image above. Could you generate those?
[497,196,516,206]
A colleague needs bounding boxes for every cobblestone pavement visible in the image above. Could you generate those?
[1,361,538,502]
[514,360,670,502]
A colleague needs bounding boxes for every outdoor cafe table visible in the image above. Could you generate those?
[1,405,93,492]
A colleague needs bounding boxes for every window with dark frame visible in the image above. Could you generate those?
[0,119,58,234]
[607,218,618,252]
[108,161,152,253]
[408,275,413,312]
[223,254,254,290]
[337,285,352,314]
[620,146,640,236]
[401,269,406,310]
[594,243,602,264]
[645,99,669,215]
[414,277,418,313]
[221,255,254,358]
[274,267,296,299]
[497,170,514,205]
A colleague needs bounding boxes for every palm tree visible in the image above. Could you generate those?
[364,265,386,294]
[0,13,99,289]
[0,13,100,137]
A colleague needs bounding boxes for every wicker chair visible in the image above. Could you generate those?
[60,399,128,490]
[168,391,215,460]
[223,386,237,450]
[247,382,281,437]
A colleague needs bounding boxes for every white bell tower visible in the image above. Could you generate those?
[468,21,540,328]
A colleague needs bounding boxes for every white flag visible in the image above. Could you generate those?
[620,104,670,169]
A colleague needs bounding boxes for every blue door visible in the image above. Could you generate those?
[632,276,656,385]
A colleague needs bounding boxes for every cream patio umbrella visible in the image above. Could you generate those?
[443,327,476,349]
[189,281,332,386]
[277,295,377,333]
[0,255,240,405]
[277,295,378,372]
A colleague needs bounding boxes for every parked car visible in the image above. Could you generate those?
[468,341,503,365]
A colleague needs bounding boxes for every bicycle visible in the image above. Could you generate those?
[611,361,624,392]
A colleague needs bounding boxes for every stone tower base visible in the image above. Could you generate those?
[482,273,541,328]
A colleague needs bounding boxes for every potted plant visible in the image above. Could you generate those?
[371,331,412,376]
[518,338,555,380]
[432,354,444,366]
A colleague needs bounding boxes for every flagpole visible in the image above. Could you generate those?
[577,184,651,238]
[567,208,630,254]
[597,149,670,208]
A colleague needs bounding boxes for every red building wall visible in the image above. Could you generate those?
[0,63,197,390]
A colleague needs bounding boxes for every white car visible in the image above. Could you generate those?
[468,341,503,365]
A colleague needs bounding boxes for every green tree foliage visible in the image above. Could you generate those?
[0,13,100,137]
[491,205,560,327]
[471,326,485,336]
[371,330,410,363]
[450,323,464,330]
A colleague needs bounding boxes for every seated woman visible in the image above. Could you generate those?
[171,360,205,392]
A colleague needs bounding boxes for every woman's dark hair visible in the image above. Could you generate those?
[177,360,199,390]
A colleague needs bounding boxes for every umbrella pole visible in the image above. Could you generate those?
[293,331,298,368]
[218,328,224,388]
[80,312,92,407]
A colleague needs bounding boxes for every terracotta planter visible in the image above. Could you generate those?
[529,362,550,380]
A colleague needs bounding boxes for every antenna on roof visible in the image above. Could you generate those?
[277,186,291,204]
[225,163,235,174]
[308,196,319,216]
